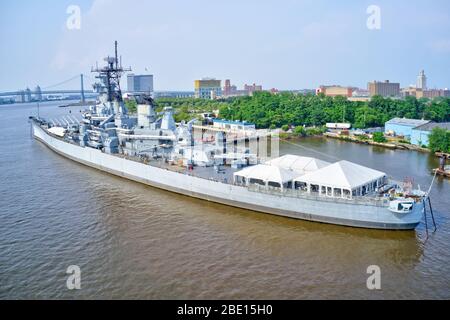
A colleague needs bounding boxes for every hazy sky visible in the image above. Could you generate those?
[1,0,449,91]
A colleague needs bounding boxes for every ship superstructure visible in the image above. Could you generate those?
[29,42,430,230]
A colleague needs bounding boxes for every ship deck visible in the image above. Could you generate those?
[146,158,239,184]
[38,123,395,207]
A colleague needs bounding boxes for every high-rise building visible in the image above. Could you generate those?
[194,78,222,99]
[417,70,427,90]
[368,80,400,97]
[127,74,154,94]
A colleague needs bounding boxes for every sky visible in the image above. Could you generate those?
[1,0,449,92]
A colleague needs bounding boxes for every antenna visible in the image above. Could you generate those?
[115,40,118,69]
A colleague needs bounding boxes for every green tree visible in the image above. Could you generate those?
[293,126,306,137]
[124,99,137,113]
[428,127,450,152]
[153,92,448,131]
[372,132,387,143]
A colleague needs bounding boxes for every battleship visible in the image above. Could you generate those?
[30,42,430,230]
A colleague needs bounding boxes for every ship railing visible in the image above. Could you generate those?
[246,184,390,207]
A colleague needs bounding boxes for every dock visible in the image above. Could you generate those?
[433,168,450,178]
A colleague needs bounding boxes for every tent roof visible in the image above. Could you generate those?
[234,164,298,184]
[265,155,330,175]
[294,160,385,190]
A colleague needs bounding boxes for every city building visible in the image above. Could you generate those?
[417,70,427,90]
[316,86,353,97]
[222,80,265,97]
[385,118,431,138]
[402,87,422,98]
[368,80,400,97]
[127,74,154,94]
[244,83,263,95]
[352,88,370,97]
[402,70,450,98]
[402,87,450,99]
[223,79,237,97]
[270,88,279,94]
[423,89,450,98]
[194,78,222,99]
[411,122,450,147]
[212,119,256,131]
[348,88,370,102]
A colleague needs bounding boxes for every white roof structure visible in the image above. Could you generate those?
[265,155,330,175]
[386,118,430,128]
[294,160,386,190]
[234,164,298,185]
[48,127,66,137]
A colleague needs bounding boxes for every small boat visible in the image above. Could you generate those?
[433,156,450,178]
[433,165,450,178]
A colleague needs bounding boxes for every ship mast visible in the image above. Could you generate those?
[91,41,131,103]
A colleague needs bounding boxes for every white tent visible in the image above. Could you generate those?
[265,155,330,175]
[233,164,298,189]
[294,160,386,198]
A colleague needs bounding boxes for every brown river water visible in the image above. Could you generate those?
[0,101,449,299]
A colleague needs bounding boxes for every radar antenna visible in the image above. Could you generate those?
[91,41,131,103]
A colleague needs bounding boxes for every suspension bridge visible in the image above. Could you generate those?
[0,74,98,102]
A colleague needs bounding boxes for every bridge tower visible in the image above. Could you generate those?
[80,74,85,103]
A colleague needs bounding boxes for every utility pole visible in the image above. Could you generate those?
[80,74,85,103]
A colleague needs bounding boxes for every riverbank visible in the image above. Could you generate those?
[323,132,430,153]
[279,131,430,153]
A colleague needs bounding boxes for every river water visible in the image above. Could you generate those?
[0,101,449,299]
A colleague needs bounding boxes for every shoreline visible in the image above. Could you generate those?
[279,131,430,153]
[323,132,430,153]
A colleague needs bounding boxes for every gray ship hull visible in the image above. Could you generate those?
[32,122,423,230]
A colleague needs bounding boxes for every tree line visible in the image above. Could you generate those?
[217,92,450,129]
[127,92,450,131]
